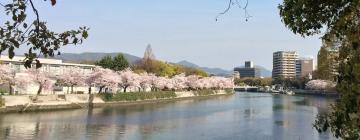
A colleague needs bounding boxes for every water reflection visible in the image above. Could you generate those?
[0,93,338,140]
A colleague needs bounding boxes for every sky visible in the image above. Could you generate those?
[14,0,323,70]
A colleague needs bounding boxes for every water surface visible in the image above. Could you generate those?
[0,92,337,140]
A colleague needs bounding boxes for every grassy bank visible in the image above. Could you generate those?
[99,91,177,102]
[99,89,234,102]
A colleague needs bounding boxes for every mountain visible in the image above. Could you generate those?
[177,60,232,76]
[53,52,244,77]
[177,60,200,68]
[176,60,272,77]
[54,52,142,64]
[255,65,272,78]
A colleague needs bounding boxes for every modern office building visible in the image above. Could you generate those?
[234,61,260,78]
[296,58,314,78]
[272,51,298,79]
[245,61,254,68]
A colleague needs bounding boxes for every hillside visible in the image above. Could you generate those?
[52,52,271,77]
[54,52,142,64]
[177,60,232,76]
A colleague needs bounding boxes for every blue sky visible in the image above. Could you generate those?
[16,0,322,70]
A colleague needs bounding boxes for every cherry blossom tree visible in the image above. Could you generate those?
[172,74,188,91]
[186,75,200,90]
[87,67,118,94]
[306,80,336,91]
[138,73,151,92]
[0,64,16,94]
[13,75,32,94]
[58,67,86,94]
[147,74,159,91]
[26,68,54,95]
[164,77,175,91]
[154,77,167,91]
[118,69,140,93]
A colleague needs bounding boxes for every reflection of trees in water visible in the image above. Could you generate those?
[270,94,337,140]
[0,94,272,139]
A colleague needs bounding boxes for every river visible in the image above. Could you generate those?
[0,92,338,140]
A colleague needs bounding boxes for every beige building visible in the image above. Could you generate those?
[272,51,298,79]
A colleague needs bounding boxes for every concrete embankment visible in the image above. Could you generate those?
[293,89,339,97]
[0,90,233,113]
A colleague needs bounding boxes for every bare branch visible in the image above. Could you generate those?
[216,0,251,22]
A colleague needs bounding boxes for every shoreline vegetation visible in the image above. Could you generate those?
[0,89,234,113]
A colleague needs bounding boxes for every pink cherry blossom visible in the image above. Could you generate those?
[306,80,336,90]
[118,69,140,92]
[26,68,54,95]
[86,67,118,93]
[58,67,86,93]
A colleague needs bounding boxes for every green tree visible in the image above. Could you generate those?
[316,39,339,81]
[96,56,113,69]
[279,0,360,139]
[96,54,129,71]
[0,0,88,68]
[234,77,272,87]
[112,54,129,71]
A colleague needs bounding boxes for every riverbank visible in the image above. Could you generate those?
[293,89,339,97]
[0,89,234,113]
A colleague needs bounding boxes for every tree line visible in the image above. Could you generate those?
[0,64,233,95]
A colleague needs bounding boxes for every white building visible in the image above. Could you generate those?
[0,55,96,95]
[272,51,299,79]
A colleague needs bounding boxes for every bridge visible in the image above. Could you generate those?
[234,86,259,92]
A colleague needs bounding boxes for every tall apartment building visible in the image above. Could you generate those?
[296,58,314,79]
[272,51,298,79]
[234,61,260,78]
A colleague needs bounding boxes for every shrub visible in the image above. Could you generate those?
[194,89,215,96]
[224,88,235,94]
[0,88,6,95]
[99,91,176,102]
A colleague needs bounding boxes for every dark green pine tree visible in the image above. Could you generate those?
[112,54,129,71]
[96,56,113,69]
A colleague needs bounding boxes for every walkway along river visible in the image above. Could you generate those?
[0,92,338,140]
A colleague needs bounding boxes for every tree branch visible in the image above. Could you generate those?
[29,0,40,36]
[216,0,251,21]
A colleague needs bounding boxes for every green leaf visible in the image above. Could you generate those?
[82,31,88,39]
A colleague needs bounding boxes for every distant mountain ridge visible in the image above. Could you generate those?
[54,52,142,64]
[53,52,271,77]
[176,60,231,76]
